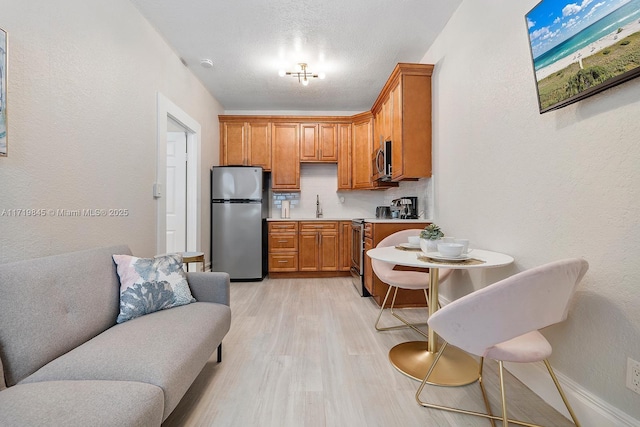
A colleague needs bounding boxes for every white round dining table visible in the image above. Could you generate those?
[367,246,514,386]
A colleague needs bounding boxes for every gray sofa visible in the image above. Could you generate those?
[0,245,231,427]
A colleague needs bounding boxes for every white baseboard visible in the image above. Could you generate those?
[504,361,640,427]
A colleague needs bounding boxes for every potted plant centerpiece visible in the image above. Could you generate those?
[420,223,444,253]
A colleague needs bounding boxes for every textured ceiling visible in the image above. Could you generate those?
[130,0,462,112]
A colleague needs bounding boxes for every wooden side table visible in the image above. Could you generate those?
[181,251,205,272]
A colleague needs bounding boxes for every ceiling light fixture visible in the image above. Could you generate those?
[279,63,325,86]
[200,59,214,69]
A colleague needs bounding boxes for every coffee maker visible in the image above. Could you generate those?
[392,197,418,219]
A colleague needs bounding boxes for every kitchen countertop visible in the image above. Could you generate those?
[267,218,352,221]
[364,218,433,223]
[267,217,433,223]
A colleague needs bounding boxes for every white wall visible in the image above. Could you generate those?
[424,0,640,422]
[0,0,224,263]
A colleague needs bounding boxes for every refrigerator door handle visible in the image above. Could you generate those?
[212,199,262,203]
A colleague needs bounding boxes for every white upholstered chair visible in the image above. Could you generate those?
[372,229,452,338]
[415,258,589,427]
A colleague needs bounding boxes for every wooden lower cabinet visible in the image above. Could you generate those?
[299,222,338,271]
[268,221,298,272]
[364,221,431,308]
[268,220,351,277]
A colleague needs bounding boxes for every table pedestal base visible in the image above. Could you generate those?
[389,341,479,386]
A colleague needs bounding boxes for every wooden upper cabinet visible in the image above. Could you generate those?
[247,122,272,171]
[371,63,433,181]
[272,123,300,191]
[381,96,392,142]
[319,123,338,162]
[221,122,246,166]
[351,114,374,189]
[390,79,403,179]
[300,123,319,161]
[337,123,352,190]
[393,72,431,180]
[219,120,271,171]
[300,123,338,162]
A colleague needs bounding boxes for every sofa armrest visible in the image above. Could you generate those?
[186,272,230,306]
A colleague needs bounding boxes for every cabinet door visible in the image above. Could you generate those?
[392,73,432,180]
[390,79,404,180]
[248,122,272,171]
[299,123,319,162]
[298,232,319,271]
[381,96,392,141]
[272,123,300,190]
[338,221,352,271]
[319,123,338,162]
[337,124,352,190]
[352,118,373,189]
[319,231,339,271]
[374,110,383,148]
[221,122,246,166]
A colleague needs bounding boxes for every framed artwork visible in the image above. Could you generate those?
[0,27,5,156]
[526,0,640,113]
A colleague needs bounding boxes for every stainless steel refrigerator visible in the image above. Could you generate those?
[211,166,268,281]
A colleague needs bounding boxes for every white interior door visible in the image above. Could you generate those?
[166,130,187,253]
[156,93,202,260]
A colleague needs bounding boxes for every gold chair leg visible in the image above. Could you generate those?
[478,357,496,427]
[544,359,581,427]
[498,361,509,427]
[415,346,545,427]
[374,285,428,339]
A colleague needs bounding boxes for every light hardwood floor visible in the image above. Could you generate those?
[163,277,574,427]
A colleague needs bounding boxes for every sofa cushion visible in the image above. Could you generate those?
[0,245,130,387]
[0,380,164,427]
[113,253,196,323]
[21,302,231,421]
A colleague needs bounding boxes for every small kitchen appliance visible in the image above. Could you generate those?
[375,206,392,219]
[373,140,392,181]
[391,197,419,219]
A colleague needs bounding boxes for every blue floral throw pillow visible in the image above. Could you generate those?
[112,253,196,323]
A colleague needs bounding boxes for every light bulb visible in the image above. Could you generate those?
[278,69,286,77]
[302,78,309,86]
[318,72,326,80]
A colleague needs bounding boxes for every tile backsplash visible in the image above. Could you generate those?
[269,164,433,219]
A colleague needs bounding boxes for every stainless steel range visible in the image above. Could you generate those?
[350,218,369,296]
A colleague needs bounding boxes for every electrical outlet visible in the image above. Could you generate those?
[626,358,640,395]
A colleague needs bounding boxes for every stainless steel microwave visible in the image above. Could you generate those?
[373,140,392,181]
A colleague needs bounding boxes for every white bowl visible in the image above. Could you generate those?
[408,236,420,246]
[437,242,464,258]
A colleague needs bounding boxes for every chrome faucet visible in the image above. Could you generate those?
[316,195,323,218]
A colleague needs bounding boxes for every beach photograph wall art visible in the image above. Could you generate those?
[526,0,640,113]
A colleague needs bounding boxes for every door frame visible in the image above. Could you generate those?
[155,92,201,255]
